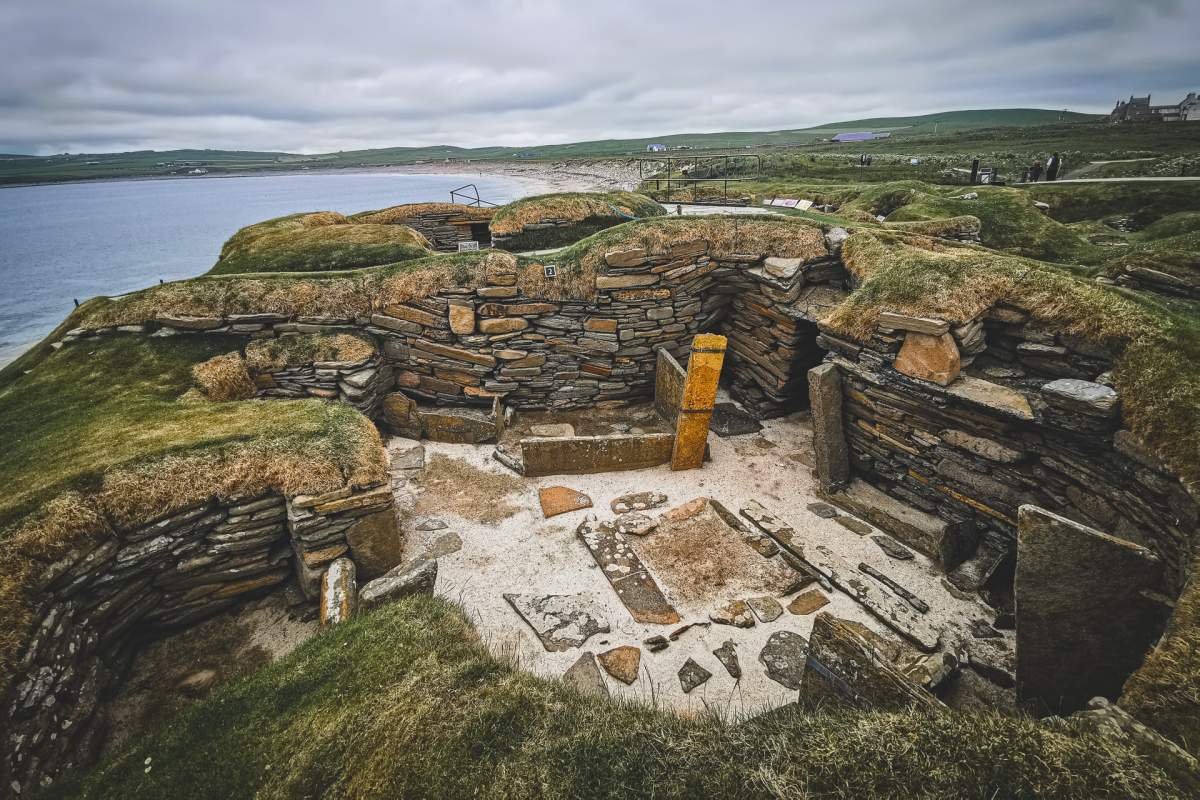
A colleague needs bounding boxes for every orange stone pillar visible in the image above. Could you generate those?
[670,333,727,470]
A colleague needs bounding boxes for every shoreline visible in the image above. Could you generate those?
[0,158,647,193]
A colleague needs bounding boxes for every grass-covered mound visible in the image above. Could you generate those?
[1018,181,1200,228]
[489,191,665,251]
[350,202,494,225]
[48,596,1193,800]
[209,211,432,275]
[244,332,376,371]
[0,335,386,691]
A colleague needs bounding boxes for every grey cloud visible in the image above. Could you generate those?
[1,0,1197,154]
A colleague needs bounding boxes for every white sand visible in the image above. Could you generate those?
[398,405,1010,719]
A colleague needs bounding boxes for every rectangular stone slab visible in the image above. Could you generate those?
[1015,504,1167,716]
[654,347,686,426]
[521,433,674,477]
[577,518,680,625]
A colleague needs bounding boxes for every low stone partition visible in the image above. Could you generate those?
[252,353,393,417]
[520,433,676,477]
[3,482,399,793]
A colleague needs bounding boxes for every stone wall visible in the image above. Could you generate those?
[816,303,1198,593]
[3,482,396,794]
[251,353,392,418]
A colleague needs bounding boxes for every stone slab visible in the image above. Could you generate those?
[503,592,611,652]
[653,347,686,426]
[577,517,680,625]
[597,645,641,685]
[759,630,808,689]
[1015,505,1166,716]
[521,433,674,477]
[539,486,593,518]
[563,652,609,697]
[808,363,849,491]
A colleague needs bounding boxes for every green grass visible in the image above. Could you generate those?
[208,212,432,275]
[46,596,1195,800]
[0,335,371,532]
[489,190,665,251]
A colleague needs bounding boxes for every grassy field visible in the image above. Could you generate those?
[46,596,1196,800]
[0,109,1101,185]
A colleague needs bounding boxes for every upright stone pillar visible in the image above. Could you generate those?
[670,333,726,471]
[1015,505,1167,716]
[808,362,849,491]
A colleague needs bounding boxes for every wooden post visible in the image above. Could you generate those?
[670,333,726,470]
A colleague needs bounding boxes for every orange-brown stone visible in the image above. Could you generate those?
[448,302,475,335]
[597,645,642,685]
[893,331,961,386]
[539,486,593,518]
[788,590,830,615]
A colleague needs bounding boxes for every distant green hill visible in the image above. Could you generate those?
[0,108,1104,184]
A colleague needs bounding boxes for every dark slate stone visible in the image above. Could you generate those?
[759,630,808,690]
[678,658,713,693]
[871,534,915,560]
[709,403,764,437]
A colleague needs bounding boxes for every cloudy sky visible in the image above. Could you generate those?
[1,0,1198,155]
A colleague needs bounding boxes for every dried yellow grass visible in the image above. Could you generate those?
[192,352,255,401]
[301,211,349,227]
[355,203,494,225]
[490,192,664,236]
[244,333,376,371]
[882,215,982,238]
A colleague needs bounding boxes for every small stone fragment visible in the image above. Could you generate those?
[871,534,915,560]
[970,619,1002,639]
[415,518,448,531]
[661,497,707,522]
[359,559,438,610]
[598,645,641,685]
[710,599,755,628]
[416,532,462,560]
[678,658,713,693]
[833,516,872,536]
[669,621,710,640]
[787,590,830,615]
[759,630,808,689]
[615,512,658,536]
[1040,379,1119,417]
[643,635,669,653]
[611,491,669,514]
[747,595,784,623]
[563,652,608,697]
[712,640,741,678]
[539,486,593,518]
[709,403,764,437]
[175,669,217,696]
[807,502,838,519]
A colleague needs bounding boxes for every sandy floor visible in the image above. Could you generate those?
[398,400,1011,719]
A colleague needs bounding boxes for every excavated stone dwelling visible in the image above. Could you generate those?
[7,218,1197,791]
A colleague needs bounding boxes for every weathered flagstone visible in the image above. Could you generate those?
[598,645,642,685]
[747,595,784,623]
[806,502,838,519]
[615,512,658,536]
[539,486,593,518]
[871,534,915,560]
[319,558,357,627]
[709,598,755,628]
[563,652,609,697]
[787,590,830,615]
[359,558,438,610]
[530,423,576,438]
[709,402,764,437]
[577,516,680,625]
[678,658,713,693]
[503,592,611,652]
[712,640,741,678]
[833,516,872,536]
[610,491,669,514]
[1015,505,1166,715]
[759,630,808,690]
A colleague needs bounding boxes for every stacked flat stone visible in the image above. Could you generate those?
[4,483,394,793]
[387,209,491,251]
[253,355,392,417]
[819,300,1196,592]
